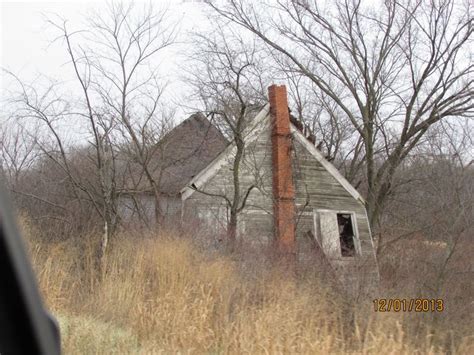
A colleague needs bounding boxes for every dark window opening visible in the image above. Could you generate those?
[337,213,356,257]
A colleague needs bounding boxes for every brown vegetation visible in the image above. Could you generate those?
[19,216,473,354]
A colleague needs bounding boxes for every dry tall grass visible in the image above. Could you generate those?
[19,218,474,354]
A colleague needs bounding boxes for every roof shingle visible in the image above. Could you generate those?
[121,113,228,196]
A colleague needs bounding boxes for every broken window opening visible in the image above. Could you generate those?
[337,213,356,257]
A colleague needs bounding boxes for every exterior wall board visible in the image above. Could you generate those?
[184,117,274,242]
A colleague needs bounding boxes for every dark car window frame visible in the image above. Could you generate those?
[0,182,61,355]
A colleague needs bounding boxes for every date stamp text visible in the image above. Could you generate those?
[373,299,444,312]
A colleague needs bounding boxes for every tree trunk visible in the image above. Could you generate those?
[99,219,109,278]
[227,211,238,251]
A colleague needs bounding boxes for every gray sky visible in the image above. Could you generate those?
[2,0,472,158]
[0,0,210,120]
[1,1,86,80]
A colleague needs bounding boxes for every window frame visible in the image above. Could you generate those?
[313,209,361,258]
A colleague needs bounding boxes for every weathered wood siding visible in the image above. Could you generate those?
[118,194,156,226]
[291,137,379,287]
[184,115,274,245]
[119,194,181,228]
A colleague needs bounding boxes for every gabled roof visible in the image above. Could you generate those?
[122,113,228,196]
[181,106,365,204]
[290,125,365,204]
[181,104,270,200]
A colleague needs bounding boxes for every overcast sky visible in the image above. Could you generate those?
[2,0,472,157]
[0,0,211,121]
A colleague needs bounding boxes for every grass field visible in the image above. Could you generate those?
[21,220,473,354]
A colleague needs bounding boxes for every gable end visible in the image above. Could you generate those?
[181,104,270,201]
[290,125,366,205]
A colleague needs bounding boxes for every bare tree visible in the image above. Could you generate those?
[0,120,38,190]
[4,74,119,257]
[207,0,474,232]
[2,2,178,269]
[38,2,178,251]
[284,76,364,182]
[84,2,177,227]
[46,2,178,234]
[375,118,473,333]
[185,24,268,245]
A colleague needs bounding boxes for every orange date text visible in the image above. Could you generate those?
[373,298,444,312]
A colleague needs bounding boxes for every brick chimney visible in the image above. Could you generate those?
[268,85,296,254]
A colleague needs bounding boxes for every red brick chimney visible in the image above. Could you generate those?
[268,84,296,254]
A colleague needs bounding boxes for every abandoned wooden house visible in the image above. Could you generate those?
[120,84,379,287]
